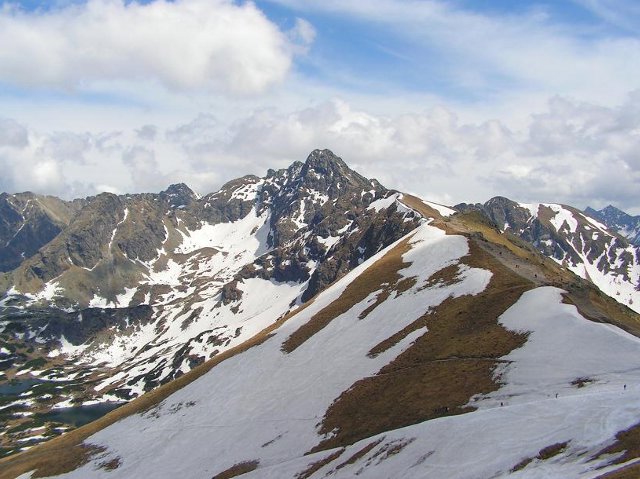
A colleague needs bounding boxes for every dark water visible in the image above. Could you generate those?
[40,402,123,427]
[0,378,42,395]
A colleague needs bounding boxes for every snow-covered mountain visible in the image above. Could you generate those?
[456,197,640,313]
[0,150,425,455]
[2,194,639,479]
[585,205,640,246]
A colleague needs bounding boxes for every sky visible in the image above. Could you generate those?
[0,0,639,213]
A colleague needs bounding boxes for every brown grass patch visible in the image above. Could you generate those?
[563,283,640,339]
[211,460,259,479]
[593,421,640,468]
[369,438,415,464]
[98,457,121,471]
[399,194,447,221]
[571,377,594,388]
[511,442,569,472]
[27,444,105,478]
[333,438,384,471]
[309,240,532,452]
[367,264,464,358]
[281,239,412,353]
[596,461,640,479]
[296,449,344,479]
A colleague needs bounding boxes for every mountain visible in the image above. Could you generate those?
[585,205,640,246]
[455,197,640,314]
[0,150,427,455]
[1,189,639,479]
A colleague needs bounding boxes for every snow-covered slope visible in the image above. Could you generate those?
[5,213,640,479]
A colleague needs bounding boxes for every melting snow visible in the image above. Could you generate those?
[423,200,456,217]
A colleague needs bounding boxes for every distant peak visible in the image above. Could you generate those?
[161,183,197,208]
[602,205,624,214]
[304,149,347,170]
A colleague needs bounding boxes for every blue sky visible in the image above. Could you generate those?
[0,0,639,212]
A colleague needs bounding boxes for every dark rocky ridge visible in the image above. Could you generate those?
[0,193,85,272]
[585,205,640,246]
[455,197,640,303]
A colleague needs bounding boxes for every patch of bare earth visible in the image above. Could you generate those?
[511,442,569,472]
[332,438,385,472]
[592,421,640,478]
[309,239,532,453]
[211,460,259,479]
[295,449,345,479]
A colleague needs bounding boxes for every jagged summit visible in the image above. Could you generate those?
[585,204,640,246]
[160,183,198,208]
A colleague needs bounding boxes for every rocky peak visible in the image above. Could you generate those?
[584,205,640,246]
[160,183,197,208]
[300,149,371,193]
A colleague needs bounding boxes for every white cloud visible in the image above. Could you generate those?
[268,0,640,106]
[288,17,316,54]
[0,93,638,213]
[0,0,305,94]
[0,118,29,148]
[136,125,158,141]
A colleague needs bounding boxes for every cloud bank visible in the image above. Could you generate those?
[0,0,308,94]
[1,93,639,212]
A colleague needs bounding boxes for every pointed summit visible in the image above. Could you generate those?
[161,183,197,208]
[299,149,371,191]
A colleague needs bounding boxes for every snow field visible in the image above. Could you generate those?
[48,222,492,478]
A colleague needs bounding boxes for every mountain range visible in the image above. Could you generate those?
[0,150,639,478]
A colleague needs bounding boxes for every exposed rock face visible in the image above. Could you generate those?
[456,197,640,312]
[585,205,640,246]
[160,183,198,209]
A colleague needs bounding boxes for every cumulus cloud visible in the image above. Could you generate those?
[0,0,305,94]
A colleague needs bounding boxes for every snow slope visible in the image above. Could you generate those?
[19,224,640,479]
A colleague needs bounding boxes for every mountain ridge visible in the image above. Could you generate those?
[585,204,640,246]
